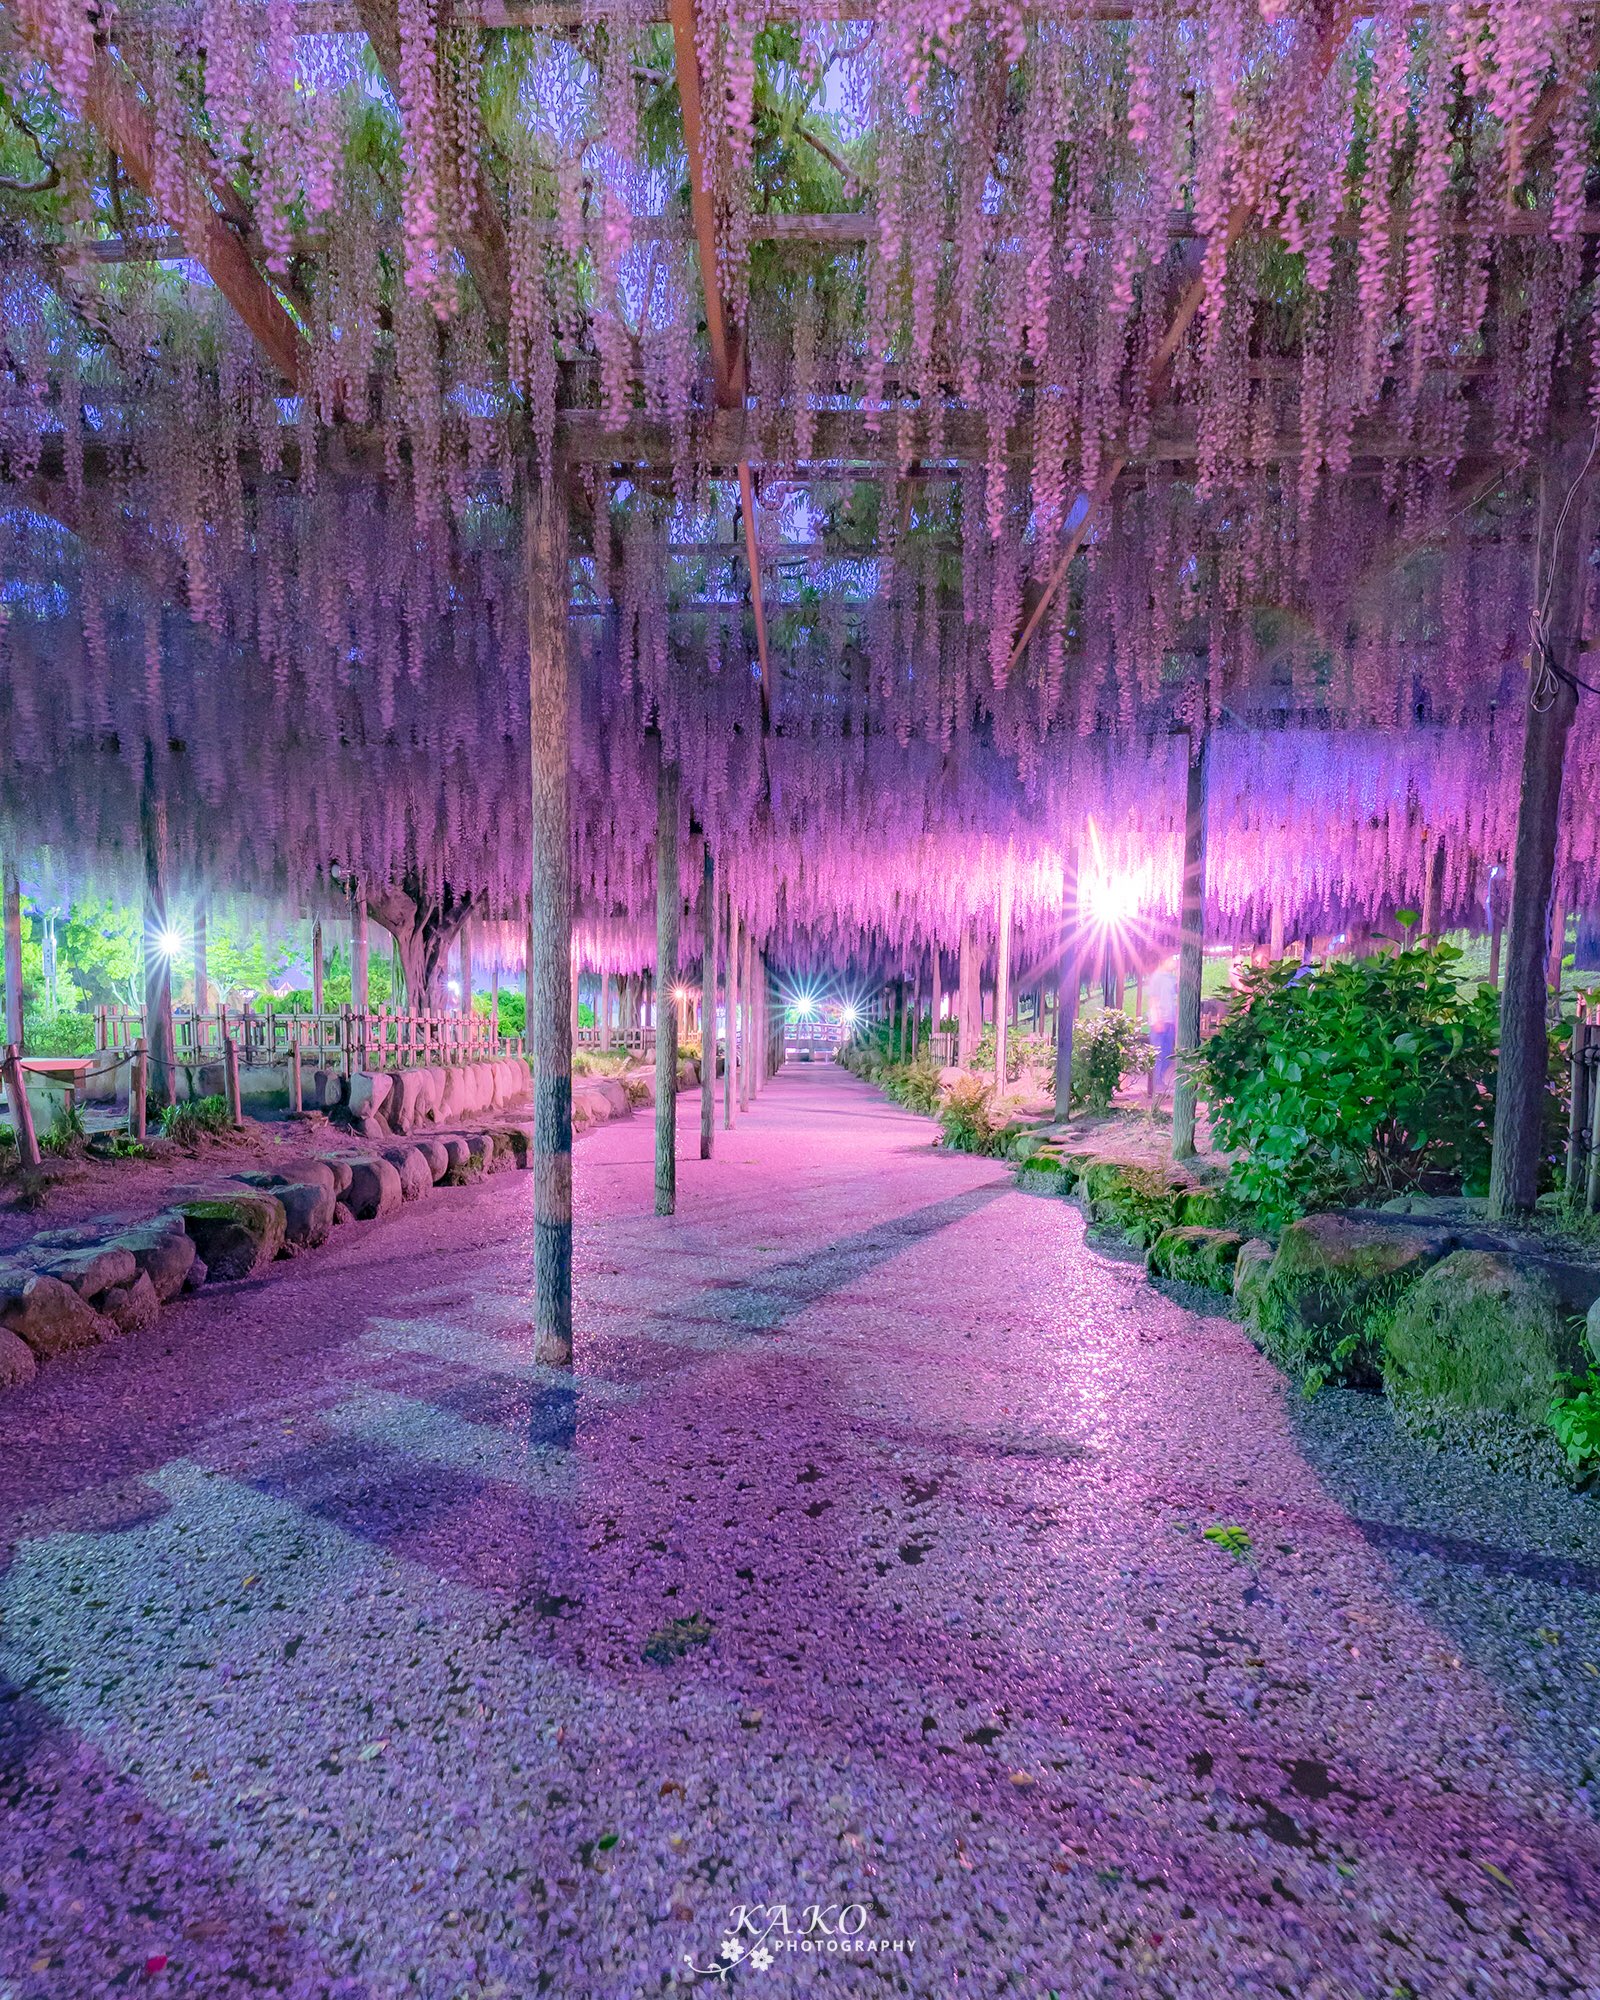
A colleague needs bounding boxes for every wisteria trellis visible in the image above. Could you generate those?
[0,0,1597,971]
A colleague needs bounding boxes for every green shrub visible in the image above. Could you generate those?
[1550,1376,1600,1478]
[25,1010,95,1057]
[1080,1161,1186,1245]
[883,1057,943,1115]
[939,1074,998,1154]
[970,1027,1056,1087]
[1250,1213,1445,1390]
[1196,941,1503,1227]
[159,1094,233,1145]
[1071,1011,1153,1112]
[41,1099,87,1156]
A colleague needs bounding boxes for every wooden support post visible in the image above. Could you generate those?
[930,948,942,1054]
[194,906,209,1014]
[141,743,177,1109]
[701,842,715,1160]
[1490,440,1597,1219]
[2,865,23,1053]
[1420,832,1445,942]
[1588,1047,1600,1215]
[351,894,369,1015]
[130,1036,148,1141]
[1566,1016,1592,1204]
[1548,904,1569,1019]
[459,918,473,1018]
[995,860,1014,1095]
[4,1044,40,1170]
[958,923,980,1065]
[740,925,755,1112]
[1172,726,1210,1161]
[599,971,612,1052]
[1054,849,1080,1115]
[656,749,681,1215]
[528,470,574,1364]
[289,1039,304,1116]
[1489,871,1505,987]
[724,890,737,1130]
[311,918,324,1015]
[222,1033,243,1128]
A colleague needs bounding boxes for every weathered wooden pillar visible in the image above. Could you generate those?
[700,842,715,1160]
[930,947,942,1054]
[141,744,178,1108]
[194,906,209,1015]
[523,918,535,1047]
[910,962,922,1060]
[3,864,23,1053]
[459,918,473,1017]
[740,925,755,1111]
[527,470,574,1364]
[958,923,980,1064]
[1054,848,1080,1114]
[1420,831,1446,942]
[599,971,612,1051]
[1490,444,1597,1219]
[1172,726,1210,1161]
[655,748,680,1216]
[724,890,737,1130]
[995,860,1014,1093]
[1488,868,1504,986]
[311,918,325,1015]
[351,895,370,1016]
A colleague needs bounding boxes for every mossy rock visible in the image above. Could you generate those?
[1382,1251,1583,1427]
[1147,1226,1245,1290]
[1251,1213,1448,1389]
[174,1193,287,1282]
[1017,1157,1069,1195]
[1010,1131,1047,1166]
[1179,1190,1227,1228]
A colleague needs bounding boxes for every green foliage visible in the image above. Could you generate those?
[159,1093,232,1145]
[642,1612,714,1664]
[1197,942,1502,1226]
[1202,1523,1253,1558]
[1549,1375,1600,1477]
[1081,1160,1187,1246]
[40,1099,86,1156]
[971,1026,1056,1087]
[880,1056,943,1115]
[24,1008,95,1056]
[1071,1011,1153,1112]
[939,1074,1000,1155]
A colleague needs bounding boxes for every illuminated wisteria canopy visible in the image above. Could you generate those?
[1,0,1598,973]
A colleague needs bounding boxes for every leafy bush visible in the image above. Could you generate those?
[881,1057,943,1115]
[1550,1374,1600,1478]
[1071,1011,1154,1112]
[159,1094,233,1145]
[1196,942,1502,1227]
[25,1010,95,1057]
[970,1027,1055,1086]
[41,1100,87,1156]
[939,1074,999,1154]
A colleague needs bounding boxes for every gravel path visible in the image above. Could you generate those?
[3,1063,1600,1998]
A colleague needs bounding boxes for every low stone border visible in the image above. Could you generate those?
[0,1057,686,1395]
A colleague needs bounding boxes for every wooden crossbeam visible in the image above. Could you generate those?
[667,0,773,720]
[1005,5,1600,675]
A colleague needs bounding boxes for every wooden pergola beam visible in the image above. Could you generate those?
[80,48,306,387]
[667,0,773,719]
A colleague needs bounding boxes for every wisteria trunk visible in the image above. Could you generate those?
[958,925,979,1065]
[995,865,1013,1094]
[655,747,680,1216]
[194,907,209,1015]
[1489,446,1597,1214]
[312,919,324,1014]
[1172,727,1210,1161]
[527,472,573,1366]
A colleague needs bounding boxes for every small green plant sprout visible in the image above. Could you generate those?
[158,1094,233,1146]
[1202,1523,1253,1559]
[41,1100,87,1156]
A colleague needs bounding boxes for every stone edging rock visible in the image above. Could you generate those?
[0,1071,655,1395]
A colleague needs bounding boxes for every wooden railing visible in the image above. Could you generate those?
[575,1025,656,1054]
[96,1003,526,1072]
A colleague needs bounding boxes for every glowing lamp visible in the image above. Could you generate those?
[153,924,186,959]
